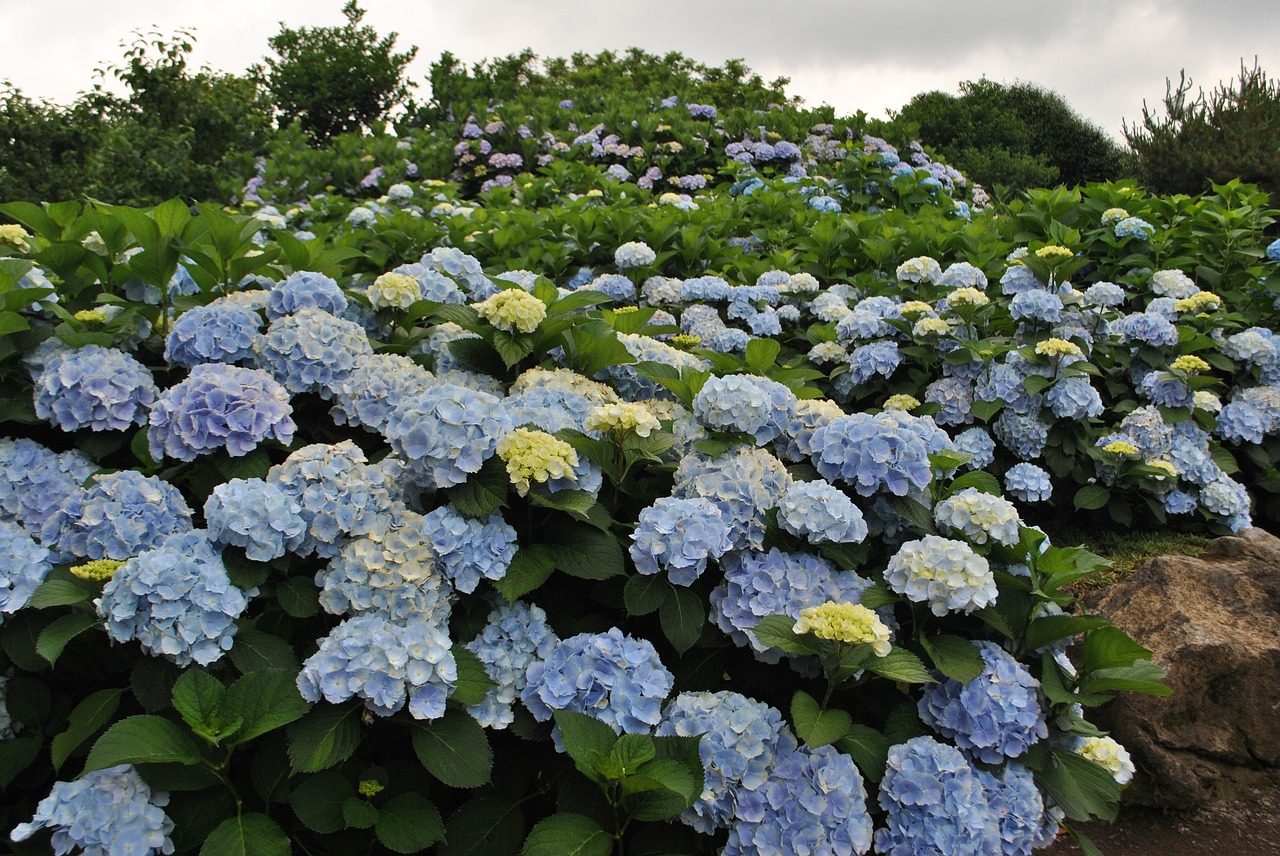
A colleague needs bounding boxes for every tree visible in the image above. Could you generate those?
[257,2,417,143]
[1124,62,1280,198]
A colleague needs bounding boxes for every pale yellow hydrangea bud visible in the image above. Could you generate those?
[1102,441,1139,456]
[1145,459,1178,480]
[1077,736,1135,784]
[1193,390,1222,413]
[1101,207,1130,225]
[913,317,951,337]
[1035,338,1083,358]
[368,272,421,310]
[1170,355,1210,373]
[948,288,990,308]
[0,224,33,252]
[358,780,385,797]
[1173,292,1222,313]
[73,309,110,324]
[1035,245,1074,263]
[792,602,892,656]
[496,428,580,495]
[584,402,660,437]
[473,289,548,333]
[672,334,702,349]
[899,301,934,317]
[70,559,125,582]
[883,394,920,412]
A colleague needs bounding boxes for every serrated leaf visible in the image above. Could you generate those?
[0,735,41,788]
[554,710,617,784]
[493,545,555,601]
[50,689,123,772]
[228,628,297,673]
[201,812,291,856]
[609,734,656,773]
[377,793,445,853]
[171,668,227,740]
[884,701,930,745]
[1024,615,1112,651]
[522,813,612,856]
[411,710,493,788]
[439,795,525,856]
[35,613,98,665]
[447,456,510,518]
[291,771,352,834]
[659,586,704,654]
[275,576,320,618]
[857,584,898,609]
[1034,747,1121,822]
[790,691,852,748]
[749,614,822,656]
[287,702,362,773]
[623,573,667,616]
[624,759,698,821]
[1073,484,1111,510]
[920,635,984,684]
[223,668,311,744]
[548,524,624,580]
[864,648,934,684]
[450,645,496,707]
[947,470,1002,496]
[343,796,380,829]
[836,724,889,783]
[26,578,94,608]
[82,715,201,774]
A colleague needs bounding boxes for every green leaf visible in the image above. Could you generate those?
[522,813,612,856]
[50,688,124,772]
[36,613,98,665]
[1067,826,1106,856]
[223,550,271,590]
[744,338,781,373]
[171,668,228,741]
[857,584,898,609]
[1024,615,1112,652]
[610,734,656,774]
[528,489,604,526]
[228,628,297,673]
[223,668,311,744]
[947,470,1002,496]
[82,715,202,774]
[411,710,493,788]
[790,691,852,748]
[554,710,617,784]
[1078,662,1171,697]
[291,771,353,834]
[887,495,937,534]
[836,724,889,783]
[493,329,537,368]
[919,635,984,684]
[1073,484,1111,510]
[439,796,525,856]
[659,586,704,653]
[1080,626,1155,674]
[863,648,934,684]
[201,812,291,856]
[548,523,624,580]
[1034,747,1121,822]
[376,793,445,853]
[623,573,667,616]
[287,702,362,773]
[624,759,698,821]
[276,576,320,618]
[343,796,380,829]
[450,645,496,706]
[883,701,929,745]
[749,614,822,656]
[494,545,555,601]
[0,736,41,788]
[26,578,94,608]
[448,456,510,517]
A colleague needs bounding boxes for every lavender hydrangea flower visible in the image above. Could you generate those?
[98,530,254,666]
[330,352,436,433]
[809,412,933,497]
[630,496,732,586]
[656,691,797,833]
[775,398,845,463]
[1009,290,1063,324]
[265,270,347,320]
[1046,376,1104,419]
[1004,463,1053,502]
[255,307,373,397]
[11,764,174,856]
[672,445,793,550]
[919,641,1048,763]
[297,612,456,719]
[522,628,674,734]
[41,471,193,561]
[267,441,393,558]
[33,345,158,432]
[0,439,96,532]
[382,383,512,489]
[775,480,868,544]
[953,427,996,470]
[465,599,559,728]
[874,736,999,856]
[0,519,53,621]
[1200,476,1252,532]
[692,374,797,443]
[422,505,517,593]
[204,478,305,561]
[148,364,295,461]
[938,262,988,290]
[994,411,1050,460]
[926,376,976,427]
[165,300,263,367]
[977,763,1059,856]
[1117,312,1178,347]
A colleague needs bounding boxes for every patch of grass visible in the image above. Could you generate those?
[1040,526,1213,590]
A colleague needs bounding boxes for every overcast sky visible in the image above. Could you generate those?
[3,1,1279,141]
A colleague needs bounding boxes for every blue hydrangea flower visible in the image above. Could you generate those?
[33,345,158,432]
[11,764,174,856]
[522,628,674,735]
[934,488,1021,546]
[776,480,868,545]
[673,446,793,551]
[994,411,1049,460]
[835,310,891,342]
[391,261,467,303]
[656,691,797,833]
[330,353,436,433]
[775,398,845,463]
[599,333,712,401]
[1215,398,1266,444]
[711,549,872,663]
[465,599,559,729]
[938,262,988,290]
[1004,463,1053,502]
[874,736,999,856]
[1009,290,1063,325]
[809,412,933,497]
[926,377,976,427]
[1114,217,1155,240]
[165,300,263,367]
[505,384,597,435]
[919,640,1047,764]
[725,742,873,856]
[99,530,254,666]
[0,439,96,532]
[267,441,393,558]
[425,247,493,298]
[693,374,797,443]
[41,471,193,561]
[255,307,373,397]
[382,383,512,489]
[1200,476,1252,532]
[1046,376,1105,419]
[977,763,1059,856]
[0,519,53,621]
[1083,282,1126,308]
[148,364,294,462]
[974,364,1038,414]
[1000,266,1044,296]
[317,507,451,622]
[844,340,902,386]
[885,535,996,616]
[265,270,347,320]
[953,427,996,470]
[1268,238,1280,264]
[422,505,517,594]
[630,496,732,586]
[1117,312,1178,347]
[204,478,305,561]
[1163,489,1199,515]
[297,612,456,719]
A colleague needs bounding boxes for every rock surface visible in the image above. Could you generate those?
[1085,527,1280,809]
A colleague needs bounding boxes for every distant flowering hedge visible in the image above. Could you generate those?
[2,118,1277,854]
